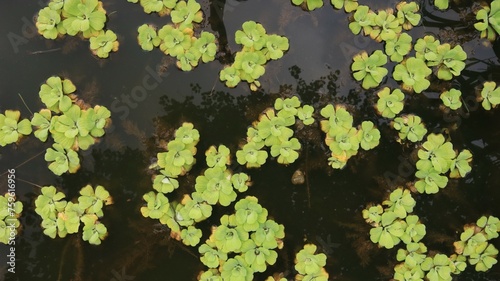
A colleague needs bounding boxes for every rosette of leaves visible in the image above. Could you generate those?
[376,87,405,118]
[348,5,376,35]
[0,194,23,244]
[274,96,301,117]
[357,121,380,150]
[231,173,252,193]
[198,269,223,281]
[31,109,52,142]
[382,188,416,219]
[351,50,388,89]
[251,219,285,249]
[414,35,440,62]
[325,127,360,160]
[35,186,67,220]
[392,114,427,142]
[369,211,405,249]
[393,57,432,93]
[41,216,66,238]
[44,143,80,175]
[221,256,254,281]
[428,44,467,81]
[219,66,241,88]
[78,185,112,217]
[199,240,228,268]
[449,149,472,178]
[233,51,266,82]
[175,122,199,148]
[270,138,301,164]
[157,140,195,176]
[206,145,231,168]
[297,105,315,125]
[50,105,96,150]
[291,0,324,11]
[81,214,108,245]
[370,10,402,42]
[62,0,107,37]
[35,7,63,39]
[263,34,289,60]
[140,191,171,220]
[193,32,217,63]
[178,193,212,223]
[417,133,456,173]
[176,48,201,71]
[420,254,455,281]
[211,214,249,253]
[479,81,500,110]
[470,243,499,272]
[195,167,236,206]
[89,30,119,58]
[158,25,193,57]
[57,202,84,235]
[137,0,172,14]
[414,160,448,194]
[137,24,161,51]
[257,109,294,146]
[171,0,203,28]
[320,104,354,136]
[0,110,32,147]
[49,0,66,10]
[393,262,425,281]
[234,196,268,232]
[236,142,268,168]
[38,76,76,113]
[476,215,500,240]
[385,33,412,62]
[241,239,278,272]
[396,242,428,270]
[362,204,383,225]
[180,225,203,246]
[294,244,327,275]
[450,254,467,274]
[79,105,111,138]
[246,127,265,147]
[396,2,421,30]
[475,1,500,41]
[440,89,462,110]
[235,21,267,51]
[400,215,426,244]
[331,0,358,13]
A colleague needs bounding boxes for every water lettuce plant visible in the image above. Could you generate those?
[393,57,432,93]
[434,0,449,10]
[331,0,358,13]
[369,211,405,249]
[349,5,376,35]
[382,188,416,219]
[158,25,193,57]
[270,138,301,164]
[0,194,23,244]
[0,110,32,147]
[371,9,402,42]
[297,105,315,125]
[39,76,77,113]
[440,89,462,110]
[193,32,217,63]
[235,21,267,51]
[81,214,108,245]
[206,145,231,168]
[427,44,467,81]
[291,0,324,11]
[45,143,81,175]
[137,24,161,51]
[421,254,454,281]
[479,81,500,110]
[396,2,421,30]
[31,109,52,142]
[35,7,63,39]
[294,244,327,275]
[376,87,405,118]
[78,184,112,217]
[417,133,456,174]
[195,167,236,206]
[358,121,380,150]
[171,0,203,28]
[89,30,119,58]
[62,0,107,37]
[351,50,388,89]
[449,150,472,178]
[414,35,440,62]
[475,0,500,41]
[392,114,427,142]
[385,33,412,62]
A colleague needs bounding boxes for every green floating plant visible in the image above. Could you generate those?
[362,204,384,225]
[440,89,462,110]
[358,121,380,150]
[78,185,112,217]
[31,109,52,142]
[393,57,432,93]
[35,7,63,39]
[351,50,388,89]
[449,149,472,178]
[236,142,269,168]
[414,35,440,62]
[349,5,376,35]
[434,0,449,10]
[137,24,161,51]
[0,194,23,244]
[81,214,107,245]
[294,244,329,280]
[62,0,107,37]
[44,143,81,175]
[427,44,467,81]
[376,87,405,118]
[331,0,358,13]
[417,133,456,174]
[396,2,421,30]
[382,188,416,219]
[421,254,455,281]
[477,216,500,240]
[291,0,324,11]
[392,114,427,142]
[395,242,428,278]
[370,9,402,42]
[39,76,76,113]
[297,105,315,125]
[171,0,203,28]
[369,211,405,249]
[475,0,500,41]
[195,167,236,206]
[156,122,198,176]
[89,30,119,58]
[181,225,203,246]
[221,256,253,281]
[140,191,171,220]
[385,33,412,63]
[479,81,500,110]
[0,110,32,147]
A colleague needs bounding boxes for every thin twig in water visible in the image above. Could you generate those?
[18,93,33,115]
[17,178,44,188]
[29,48,61,55]
[0,150,45,177]
[209,75,218,95]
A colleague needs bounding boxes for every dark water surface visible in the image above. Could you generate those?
[1,0,500,280]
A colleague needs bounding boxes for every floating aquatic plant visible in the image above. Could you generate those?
[434,0,449,10]
[449,149,472,178]
[35,7,63,39]
[89,30,119,58]
[291,0,324,11]
[44,143,80,175]
[369,211,405,249]
[351,50,388,89]
[0,110,32,147]
[295,244,327,275]
[221,256,253,281]
[181,225,203,246]
[235,21,267,51]
[357,121,380,150]
[171,0,203,28]
[236,142,269,168]
[0,194,23,244]
[362,204,383,225]
[382,188,415,219]
[417,133,456,173]
[376,87,405,118]
[349,5,376,35]
[78,184,112,217]
[400,215,426,244]
[370,9,402,42]
[414,160,449,194]
[428,44,467,81]
[31,109,52,142]
[158,25,193,57]
[393,57,432,93]
[193,32,217,63]
[199,241,228,268]
[396,2,421,30]
[440,89,462,110]
[297,105,315,125]
[270,138,301,164]
[137,24,161,51]
[479,81,500,110]
[414,35,440,62]
[140,191,171,220]
[384,33,412,63]
[81,214,108,245]
[421,254,454,281]
[475,0,500,41]
[38,76,76,113]
[241,239,278,272]
[331,0,358,13]
[392,114,427,142]
[62,0,107,38]
[195,167,236,206]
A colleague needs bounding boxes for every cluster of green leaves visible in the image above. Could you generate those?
[351,50,388,89]
[220,21,289,91]
[414,133,472,194]
[34,76,111,175]
[475,0,500,41]
[236,97,312,168]
[291,0,358,12]
[35,0,119,58]
[440,89,463,110]
[294,244,329,281]
[391,114,427,142]
[131,0,216,71]
[0,193,23,244]
[376,87,405,118]
[479,81,500,110]
[0,110,32,147]
[319,104,380,169]
[453,216,500,272]
[35,185,112,245]
[197,196,285,280]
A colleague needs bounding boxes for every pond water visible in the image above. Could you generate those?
[1,0,500,280]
